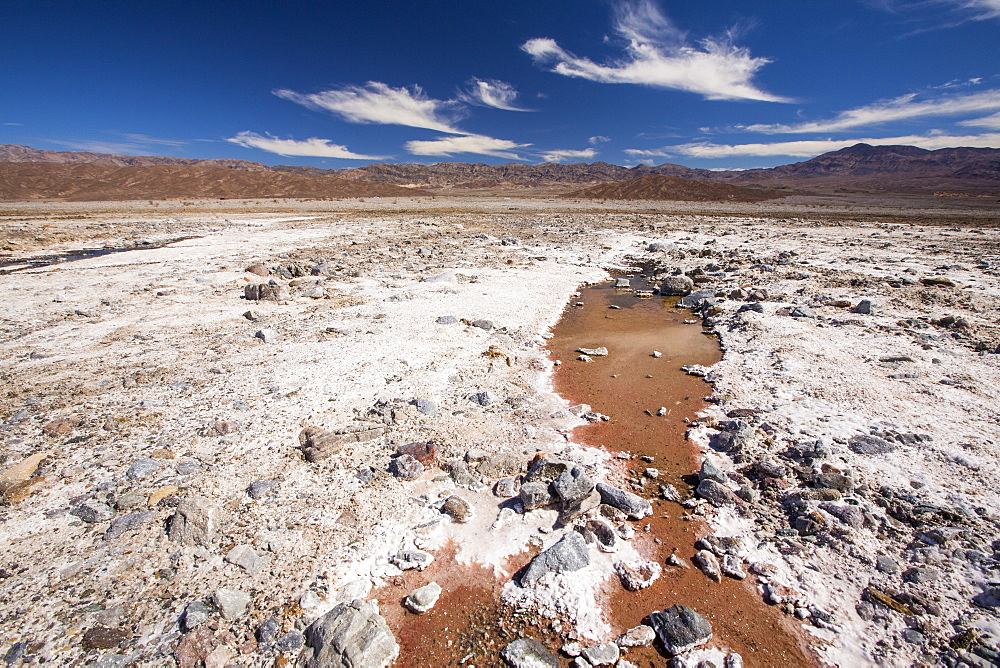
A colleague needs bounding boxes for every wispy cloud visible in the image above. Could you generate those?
[46,134,188,155]
[405,134,531,160]
[275,82,465,134]
[626,132,1000,158]
[521,0,787,102]
[868,0,1000,29]
[539,148,598,163]
[742,89,1000,134]
[960,111,1000,129]
[588,135,611,145]
[3,122,24,126]
[227,131,386,160]
[457,78,530,111]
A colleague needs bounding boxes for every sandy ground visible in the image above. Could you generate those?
[2,197,1000,667]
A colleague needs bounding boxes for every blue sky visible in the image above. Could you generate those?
[3,0,999,169]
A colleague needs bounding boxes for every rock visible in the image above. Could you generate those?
[721,555,746,579]
[520,481,555,511]
[576,347,609,357]
[737,302,764,314]
[413,398,438,416]
[848,434,897,455]
[298,426,345,462]
[698,460,728,485]
[104,511,157,540]
[176,460,204,476]
[126,458,160,481]
[617,625,655,648]
[245,263,270,276]
[725,653,745,668]
[472,319,494,330]
[0,453,47,496]
[212,588,250,621]
[468,391,495,406]
[852,299,876,315]
[245,283,290,302]
[247,480,280,500]
[71,500,114,523]
[660,275,694,296]
[582,518,618,552]
[389,550,434,571]
[595,483,652,520]
[182,601,212,632]
[649,605,713,655]
[578,354,593,362]
[501,237,521,246]
[441,495,473,523]
[225,544,268,575]
[525,457,569,483]
[695,479,739,507]
[678,289,717,308]
[693,550,722,582]
[560,489,603,525]
[521,531,590,585]
[694,535,740,556]
[819,502,864,528]
[167,497,221,546]
[614,559,662,591]
[501,638,559,668]
[396,441,437,465]
[211,420,239,436]
[81,626,129,650]
[715,420,755,453]
[494,477,518,498]
[904,567,940,584]
[388,454,423,480]
[920,276,955,287]
[436,315,458,324]
[680,364,709,377]
[299,599,399,668]
[875,555,899,574]
[667,553,691,569]
[276,632,305,653]
[659,482,681,502]
[255,328,278,343]
[41,417,80,436]
[581,642,620,666]
[404,582,441,615]
[652,350,663,358]
[552,465,596,506]
[445,461,482,489]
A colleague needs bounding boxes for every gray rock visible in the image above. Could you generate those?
[737,302,764,314]
[501,237,521,246]
[904,567,940,584]
[715,420,755,453]
[441,495,473,523]
[404,582,442,614]
[472,319,494,330]
[721,555,746,579]
[525,457,569,483]
[698,460,729,485]
[725,653,745,668]
[175,460,204,476]
[695,479,739,507]
[126,458,159,481]
[300,599,399,668]
[521,531,590,585]
[225,544,268,575]
[446,461,482,489]
[819,502,864,528]
[616,625,655,648]
[298,426,347,462]
[413,398,438,416]
[614,559,662,590]
[388,454,423,480]
[181,601,211,632]
[501,638,559,668]
[875,555,899,573]
[167,497,221,546]
[255,328,278,343]
[693,550,722,582]
[649,605,713,655]
[576,347,609,357]
[390,550,434,571]
[435,315,458,325]
[468,391,495,406]
[257,617,280,647]
[494,477,518,498]
[581,642,619,666]
[245,283,290,302]
[553,465,596,506]
[104,511,157,540]
[113,491,145,511]
[248,479,280,499]
[213,588,250,621]
[660,275,695,296]
[276,632,304,653]
[678,289,717,308]
[595,483,652,520]
[848,434,897,455]
[71,500,114,523]
[519,481,555,511]
[852,299,876,315]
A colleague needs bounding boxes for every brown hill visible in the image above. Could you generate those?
[565,174,783,202]
[0,143,269,171]
[0,163,428,201]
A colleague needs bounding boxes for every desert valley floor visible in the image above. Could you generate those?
[2,196,1000,667]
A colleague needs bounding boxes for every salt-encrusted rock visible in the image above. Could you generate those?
[904,567,940,584]
[213,588,250,621]
[666,553,691,569]
[413,398,438,416]
[441,495,473,523]
[696,479,739,507]
[501,638,559,667]
[695,535,740,557]
[181,601,211,632]
[404,582,441,615]
[553,465,596,506]
[388,454,423,480]
[245,283,290,302]
[596,483,652,520]
[715,420,755,453]
[526,456,568,483]
[299,599,399,668]
[167,498,220,546]
[694,550,722,582]
[225,544,268,575]
[581,642,620,666]
[725,653,745,668]
[521,531,590,585]
[519,481,555,511]
[104,511,157,540]
[721,555,746,579]
[390,550,434,571]
[680,364,709,377]
[247,480,280,499]
[616,625,655,648]
[495,477,518,498]
[660,275,694,296]
[257,617,280,647]
[698,460,729,485]
[614,559,662,590]
[576,347,609,357]
[659,482,681,502]
[582,518,619,552]
[649,605,712,655]
[277,632,305,653]
[436,315,458,325]
[848,434,897,455]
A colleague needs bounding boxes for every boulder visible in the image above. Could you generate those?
[299,599,399,668]
[521,531,590,585]
[552,465,596,506]
[660,275,694,296]
[595,483,652,520]
[649,605,712,655]
[519,482,554,511]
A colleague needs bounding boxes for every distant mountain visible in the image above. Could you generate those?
[0,163,428,201]
[566,174,783,202]
[0,143,269,171]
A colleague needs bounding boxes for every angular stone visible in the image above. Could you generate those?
[525,457,569,483]
[581,642,619,666]
[595,483,652,520]
[519,481,555,511]
[582,518,618,553]
[501,638,558,668]
[104,511,157,540]
[441,495,473,523]
[552,465,596,506]
[396,441,437,465]
[225,544,268,575]
[616,625,655,648]
[181,601,211,632]
[81,626,129,650]
[696,479,739,507]
[299,426,346,462]
[300,599,399,668]
[468,391,495,406]
[494,477,518,498]
[576,347,609,357]
[715,420,755,453]
[277,631,304,653]
[436,315,458,325]
[388,454,423,480]
[649,605,712,655]
[693,550,722,582]
[71,500,115,523]
[698,460,728,485]
[126,458,159,481]
[167,497,221,546]
[848,434,897,455]
[614,559,662,591]
[521,531,590,585]
[389,550,434,572]
[0,453,47,495]
[413,398,438,416]
[213,588,250,621]
[244,283,290,302]
[247,479,280,500]
[404,582,441,615]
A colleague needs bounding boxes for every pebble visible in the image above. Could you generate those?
[616,624,656,648]
[388,454,424,480]
[581,642,619,666]
[441,495,473,523]
[181,601,211,632]
[212,588,251,621]
[390,550,434,571]
[104,510,158,540]
[404,582,442,615]
[614,559,662,590]
[436,315,458,324]
[125,458,159,481]
[225,544,268,575]
[595,483,653,519]
[501,638,559,668]
[693,550,722,582]
[247,479,280,499]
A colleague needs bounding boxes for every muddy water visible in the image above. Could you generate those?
[549,276,816,667]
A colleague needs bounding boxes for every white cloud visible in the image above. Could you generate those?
[743,89,1000,134]
[588,135,611,145]
[521,0,786,102]
[275,82,465,134]
[404,134,531,160]
[960,111,1000,129]
[626,132,1000,158]
[227,132,386,160]
[457,78,529,111]
[539,148,598,163]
